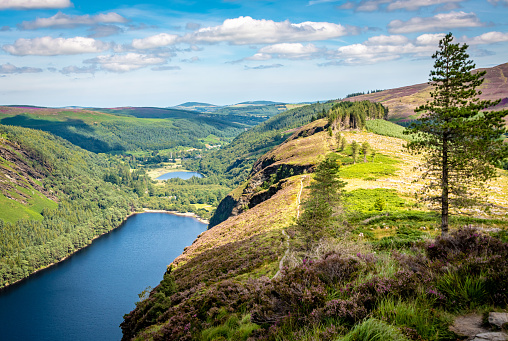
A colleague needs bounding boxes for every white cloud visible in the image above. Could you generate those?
[258,43,321,59]
[182,16,352,45]
[2,36,110,55]
[388,11,483,34]
[21,12,127,29]
[0,0,71,10]
[60,65,97,74]
[245,53,272,61]
[84,53,166,72]
[414,33,446,45]
[387,0,463,11]
[151,65,181,71]
[364,34,409,45]
[244,64,283,70]
[329,32,446,65]
[131,33,178,49]
[0,63,42,74]
[464,31,508,45]
[88,25,123,38]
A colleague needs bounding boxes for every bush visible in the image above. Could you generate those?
[375,298,454,340]
[337,318,410,341]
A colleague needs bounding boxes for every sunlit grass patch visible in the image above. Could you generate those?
[339,154,399,179]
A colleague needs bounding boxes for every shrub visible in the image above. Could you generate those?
[437,270,488,311]
[337,318,410,341]
[313,253,364,285]
[375,298,454,340]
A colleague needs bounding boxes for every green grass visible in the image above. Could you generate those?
[0,187,58,223]
[344,188,409,214]
[339,153,399,179]
[337,318,410,341]
[201,313,260,341]
[375,298,454,341]
[365,119,410,140]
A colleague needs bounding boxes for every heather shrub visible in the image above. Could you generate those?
[425,227,508,306]
[251,264,327,326]
[336,318,410,341]
[425,227,507,261]
[313,253,364,285]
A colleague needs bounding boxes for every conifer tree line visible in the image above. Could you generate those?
[311,100,388,130]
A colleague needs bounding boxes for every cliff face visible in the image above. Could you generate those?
[208,119,328,229]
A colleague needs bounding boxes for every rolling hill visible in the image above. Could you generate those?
[343,62,508,123]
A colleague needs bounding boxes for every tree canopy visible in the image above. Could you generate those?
[405,32,508,235]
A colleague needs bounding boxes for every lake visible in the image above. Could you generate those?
[156,171,203,180]
[0,213,206,341]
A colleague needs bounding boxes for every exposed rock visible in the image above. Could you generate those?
[450,314,488,339]
[472,332,508,341]
[489,312,508,330]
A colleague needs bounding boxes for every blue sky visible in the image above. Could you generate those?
[0,0,507,107]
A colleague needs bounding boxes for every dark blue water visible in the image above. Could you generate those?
[156,171,203,180]
[0,213,206,341]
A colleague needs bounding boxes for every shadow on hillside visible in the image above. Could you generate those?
[1,115,125,153]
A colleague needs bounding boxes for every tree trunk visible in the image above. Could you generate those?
[441,136,449,236]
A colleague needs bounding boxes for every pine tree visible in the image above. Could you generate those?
[405,33,508,236]
[298,154,346,248]
[361,142,370,163]
[351,141,360,164]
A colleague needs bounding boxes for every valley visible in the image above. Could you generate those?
[0,63,507,341]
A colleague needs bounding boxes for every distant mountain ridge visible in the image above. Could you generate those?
[343,62,508,123]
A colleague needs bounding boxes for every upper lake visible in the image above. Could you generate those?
[0,212,206,341]
[156,171,203,180]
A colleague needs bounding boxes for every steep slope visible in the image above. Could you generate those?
[121,117,508,340]
[344,62,508,123]
[0,124,140,288]
[0,135,58,222]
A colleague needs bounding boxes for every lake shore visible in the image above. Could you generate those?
[140,209,210,224]
[1,209,208,290]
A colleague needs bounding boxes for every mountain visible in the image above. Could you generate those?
[343,62,508,123]
[121,113,508,340]
[171,102,220,113]
[234,100,285,106]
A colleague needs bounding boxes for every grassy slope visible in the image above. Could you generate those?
[343,62,508,123]
[0,136,58,222]
[124,120,508,340]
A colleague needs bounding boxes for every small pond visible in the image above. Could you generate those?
[156,171,203,180]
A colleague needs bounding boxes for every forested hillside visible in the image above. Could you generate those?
[185,101,386,188]
[0,106,244,153]
[0,125,146,287]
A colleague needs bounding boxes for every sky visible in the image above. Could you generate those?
[0,0,507,107]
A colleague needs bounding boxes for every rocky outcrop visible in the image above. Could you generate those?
[0,138,56,203]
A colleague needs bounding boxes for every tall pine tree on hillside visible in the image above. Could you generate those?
[405,33,508,236]
[297,153,346,248]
